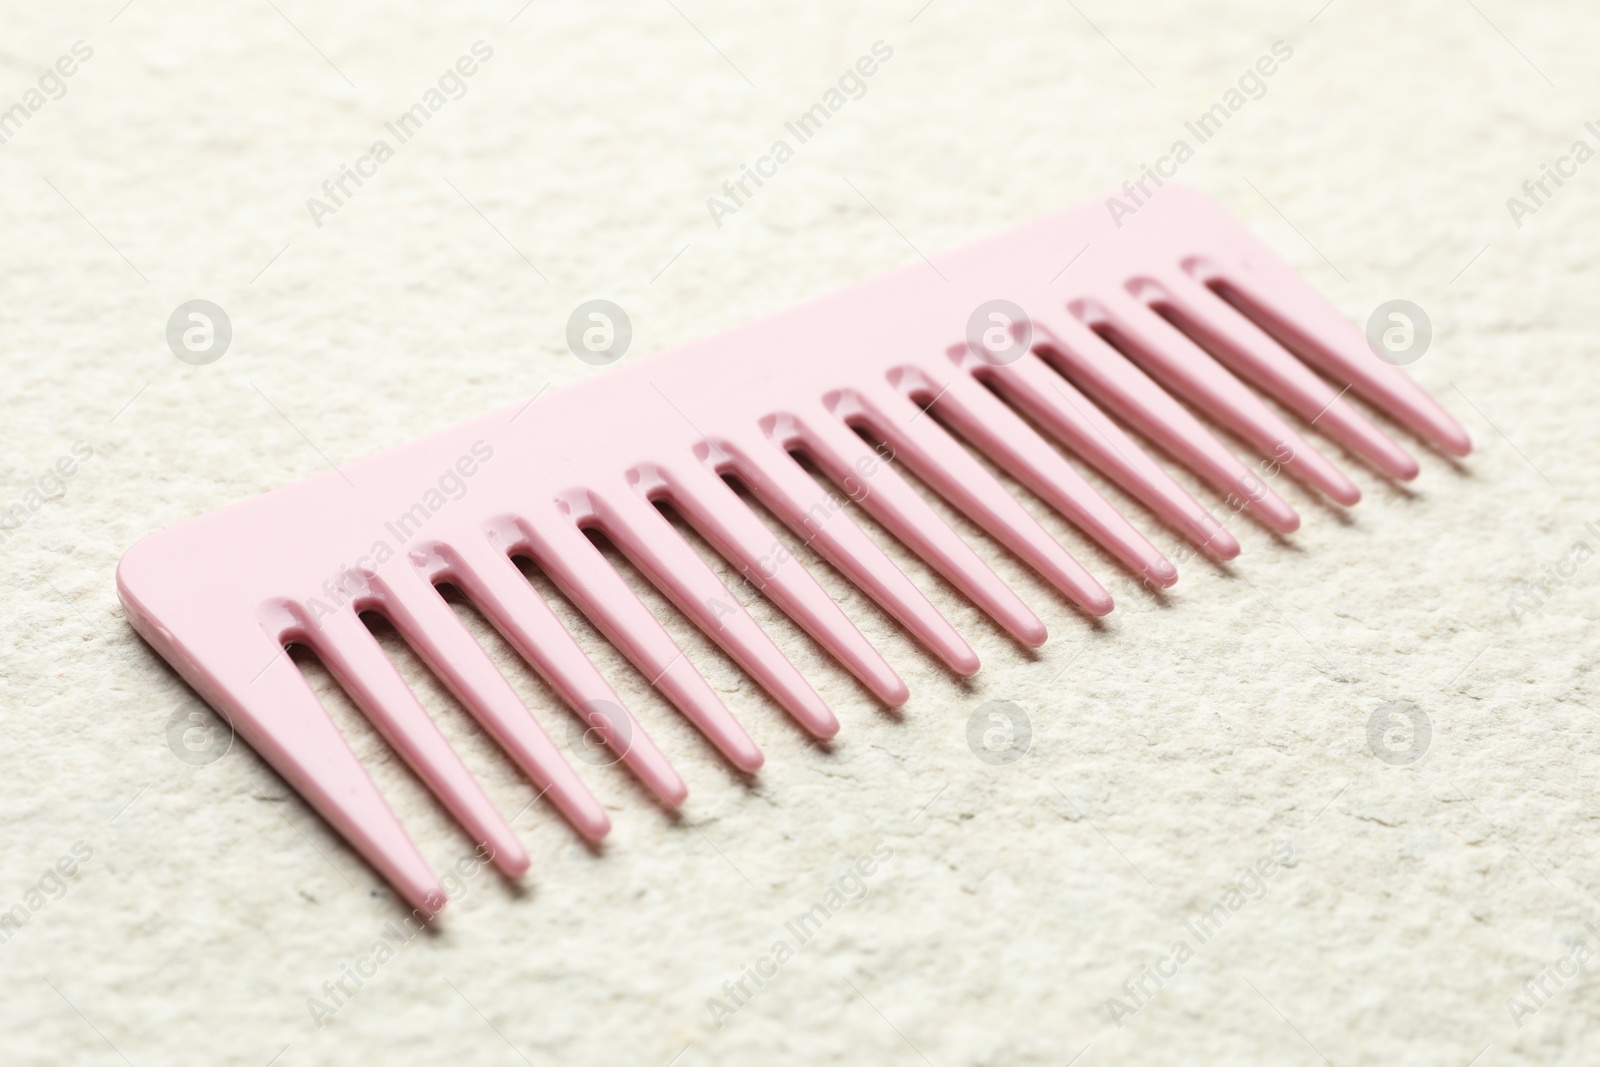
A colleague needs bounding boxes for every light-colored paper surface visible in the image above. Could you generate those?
[3,2,1597,1063]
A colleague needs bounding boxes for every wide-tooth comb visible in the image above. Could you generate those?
[117,185,1470,913]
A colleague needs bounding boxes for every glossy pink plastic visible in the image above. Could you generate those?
[117,185,1470,914]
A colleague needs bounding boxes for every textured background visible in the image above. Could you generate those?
[2,1,1598,1064]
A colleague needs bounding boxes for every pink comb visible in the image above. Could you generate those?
[117,185,1469,914]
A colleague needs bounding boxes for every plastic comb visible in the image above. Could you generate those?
[117,185,1470,914]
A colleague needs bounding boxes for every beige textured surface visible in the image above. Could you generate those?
[2,1,1598,1063]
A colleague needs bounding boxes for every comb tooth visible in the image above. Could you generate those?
[792,413,1050,646]
[850,386,1114,617]
[985,354,1240,560]
[523,516,764,773]
[592,488,840,740]
[1091,289,1361,506]
[659,461,910,707]
[1145,270,1420,482]
[919,368,1178,587]
[1194,260,1471,457]
[306,608,536,868]
[1033,309,1302,534]
[371,566,612,842]
[440,536,687,806]
[239,635,446,915]
[726,431,984,673]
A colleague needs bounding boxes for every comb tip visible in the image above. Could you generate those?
[414,884,449,919]
[881,678,911,708]
[1084,591,1115,618]
[730,739,765,774]
[952,646,984,675]
[1254,498,1300,534]
[1146,559,1179,589]
[489,839,531,878]
[575,806,612,843]
[1329,479,1362,507]
[492,844,531,876]
[658,775,690,807]
[1200,527,1241,560]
